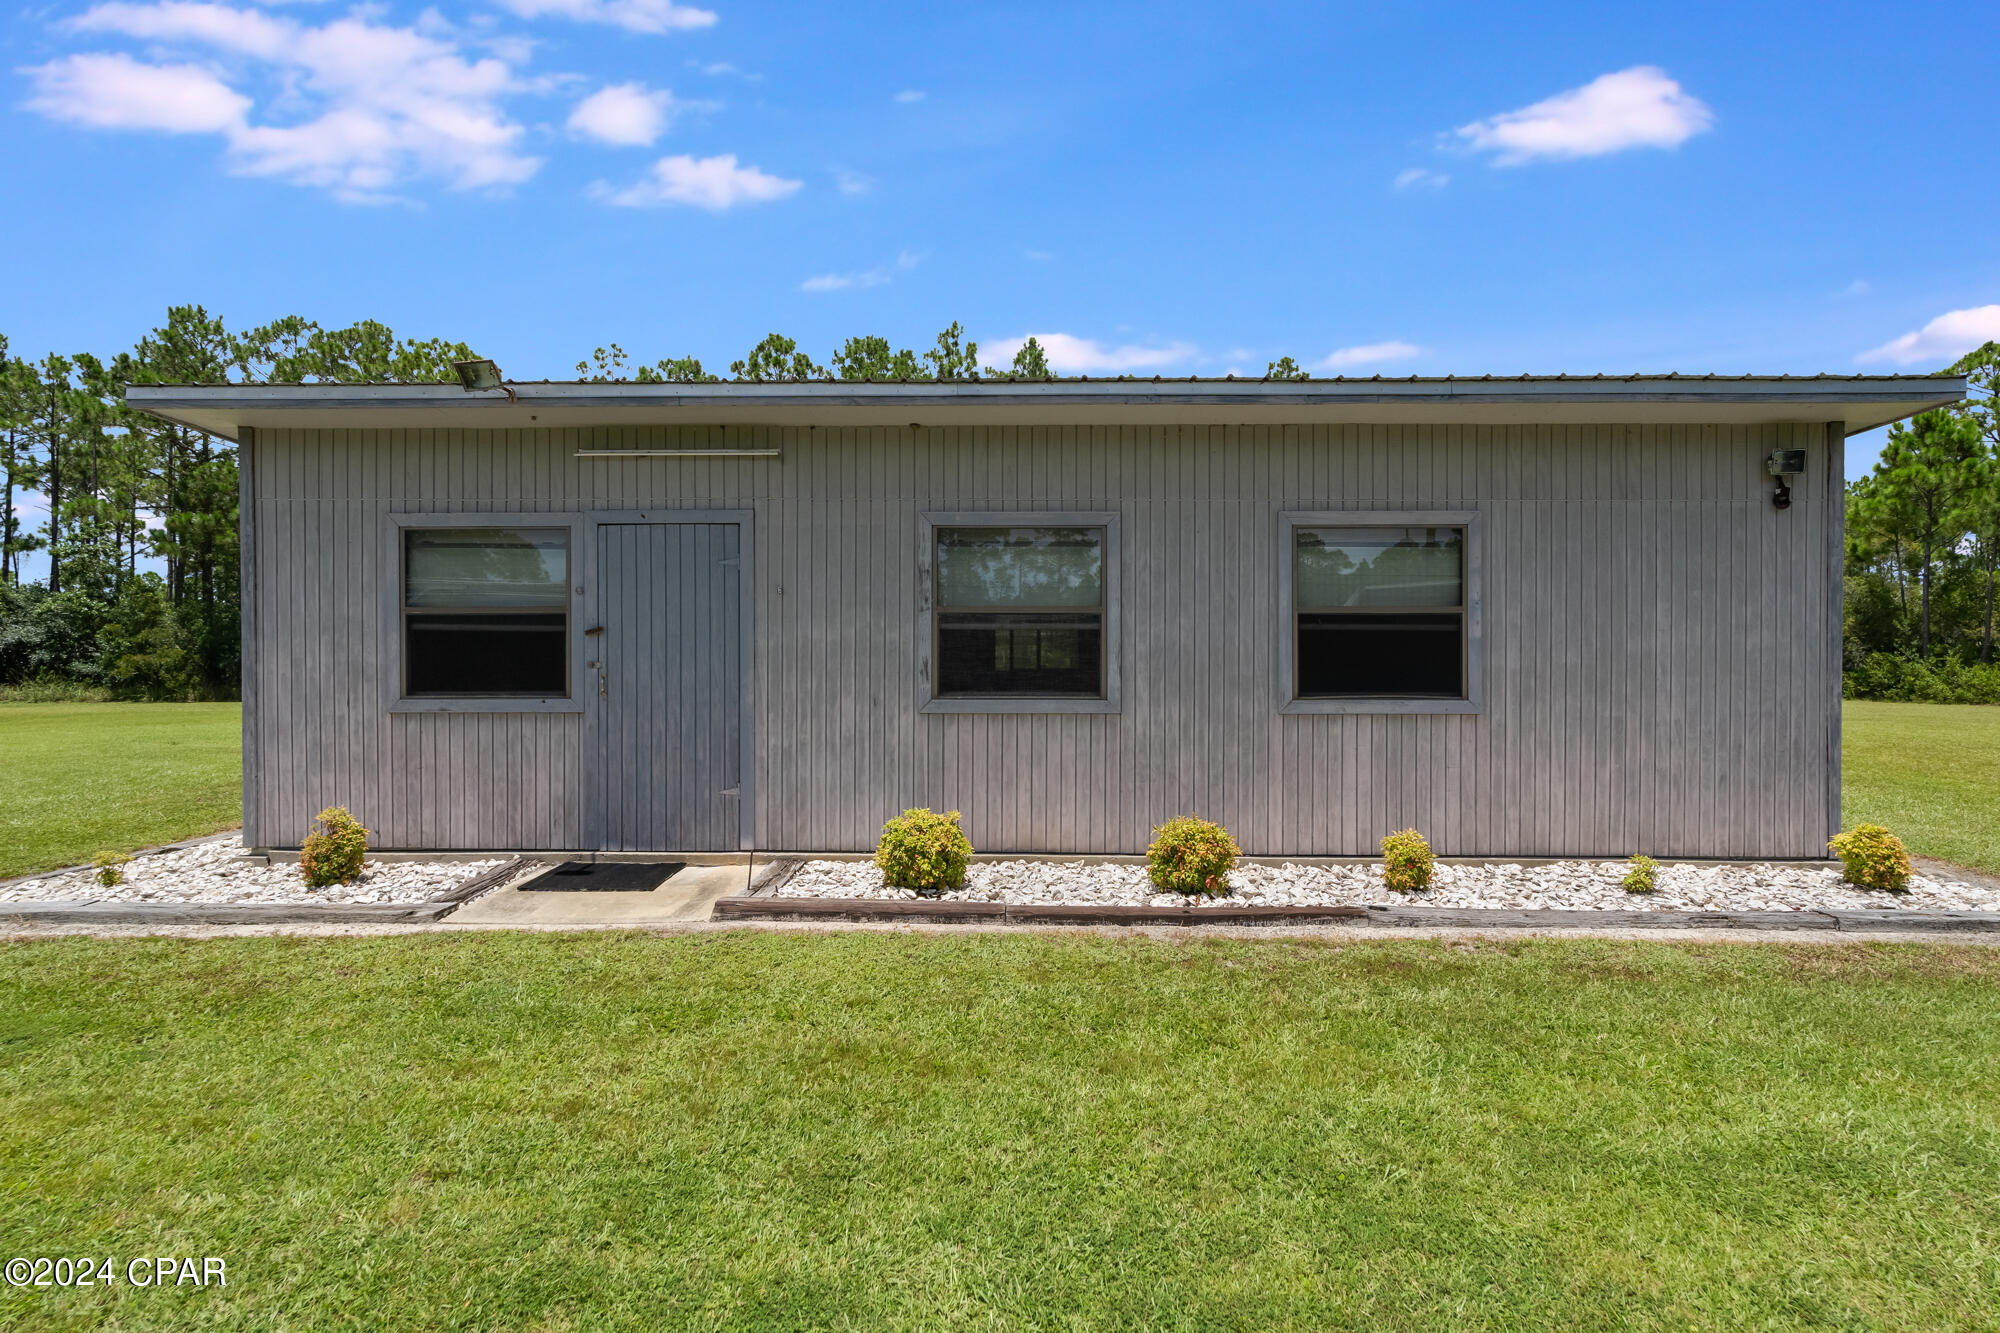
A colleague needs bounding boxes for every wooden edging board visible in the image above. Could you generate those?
[0,901,462,927]
[711,896,2000,933]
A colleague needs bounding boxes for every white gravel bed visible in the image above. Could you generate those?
[776,858,2000,914]
[0,840,507,907]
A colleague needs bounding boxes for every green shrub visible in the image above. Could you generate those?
[299,807,369,888]
[875,808,973,892]
[1843,653,2000,705]
[1381,828,1435,892]
[92,850,133,887]
[1828,823,1913,892]
[1621,854,1659,894]
[1145,816,1240,895]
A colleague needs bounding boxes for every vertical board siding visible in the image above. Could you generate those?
[249,421,1841,856]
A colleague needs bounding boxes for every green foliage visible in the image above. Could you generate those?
[1009,336,1053,379]
[831,335,924,381]
[1843,652,2000,704]
[299,806,369,888]
[1844,369,1999,669]
[731,333,824,382]
[575,344,718,383]
[91,850,133,887]
[231,315,475,383]
[874,808,973,891]
[923,322,981,381]
[1265,356,1309,380]
[1145,815,1240,895]
[1381,827,1436,892]
[1827,823,1913,892]
[1621,854,1659,894]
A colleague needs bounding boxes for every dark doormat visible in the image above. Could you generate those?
[518,861,685,892]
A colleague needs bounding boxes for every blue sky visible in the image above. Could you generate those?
[4,0,1997,503]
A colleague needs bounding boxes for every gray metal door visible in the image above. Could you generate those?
[591,523,743,850]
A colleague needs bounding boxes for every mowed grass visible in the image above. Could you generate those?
[3,930,1998,1331]
[1843,700,2000,876]
[0,703,241,880]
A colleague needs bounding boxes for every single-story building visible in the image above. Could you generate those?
[128,373,1964,859]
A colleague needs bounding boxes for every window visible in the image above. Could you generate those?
[401,527,569,698]
[1288,520,1472,705]
[927,520,1115,707]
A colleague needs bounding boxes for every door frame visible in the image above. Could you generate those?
[583,509,756,851]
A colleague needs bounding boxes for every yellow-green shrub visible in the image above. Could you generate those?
[299,807,369,888]
[92,851,133,887]
[1146,816,1240,895]
[1621,854,1659,894]
[1828,824,1912,892]
[1381,828,1435,892]
[875,808,973,891]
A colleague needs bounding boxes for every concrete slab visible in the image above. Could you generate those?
[449,863,755,926]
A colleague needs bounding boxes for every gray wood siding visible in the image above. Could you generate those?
[243,420,1842,857]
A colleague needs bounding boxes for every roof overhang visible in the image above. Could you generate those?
[125,375,1967,442]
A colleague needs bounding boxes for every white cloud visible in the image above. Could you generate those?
[1455,65,1713,165]
[595,153,800,209]
[1842,279,1872,298]
[1857,305,2000,367]
[1393,166,1448,190]
[1320,340,1424,370]
[494,0,715,35]
[985,333,1197,375]
[25,52,249,132]
[892,89,924,103]
[1022,249,1052,261]
[568,82,677,145]
[35,2,541,199]
[799,250,920,293]
[833,167,874,195]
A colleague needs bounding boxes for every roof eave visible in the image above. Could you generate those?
[125,375,1969,441]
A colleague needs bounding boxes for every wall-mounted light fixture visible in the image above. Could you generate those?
[453,358,517,403]
[1767,448,1806,510]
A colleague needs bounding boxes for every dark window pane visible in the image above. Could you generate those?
[406,613,567,696]
[938,612,1102,697]
[1297,613,1462,697]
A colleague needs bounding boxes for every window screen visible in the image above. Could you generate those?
[402,528,569,697]
[934,526,1105,698]
[1293,526,1464,698]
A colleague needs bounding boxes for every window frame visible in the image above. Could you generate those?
[917,510,1122,714]
[1277,509,1482,715]
[383,512,588,714]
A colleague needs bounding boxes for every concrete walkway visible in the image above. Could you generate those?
[449,863,755,927]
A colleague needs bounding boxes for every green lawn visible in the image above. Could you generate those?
[0,703,241,880]
[1843,700,2000,876]
[2,931,1996,1330]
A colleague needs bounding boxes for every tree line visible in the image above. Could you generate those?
[1844,343,2000,703]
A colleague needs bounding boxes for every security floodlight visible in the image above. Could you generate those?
[1767,448,1806,510]
[453,358,517,402]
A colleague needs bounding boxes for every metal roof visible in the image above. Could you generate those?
[126,372,1967,440]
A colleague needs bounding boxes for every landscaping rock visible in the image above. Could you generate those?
[775,858,2000,913]
[0,841,506,907]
